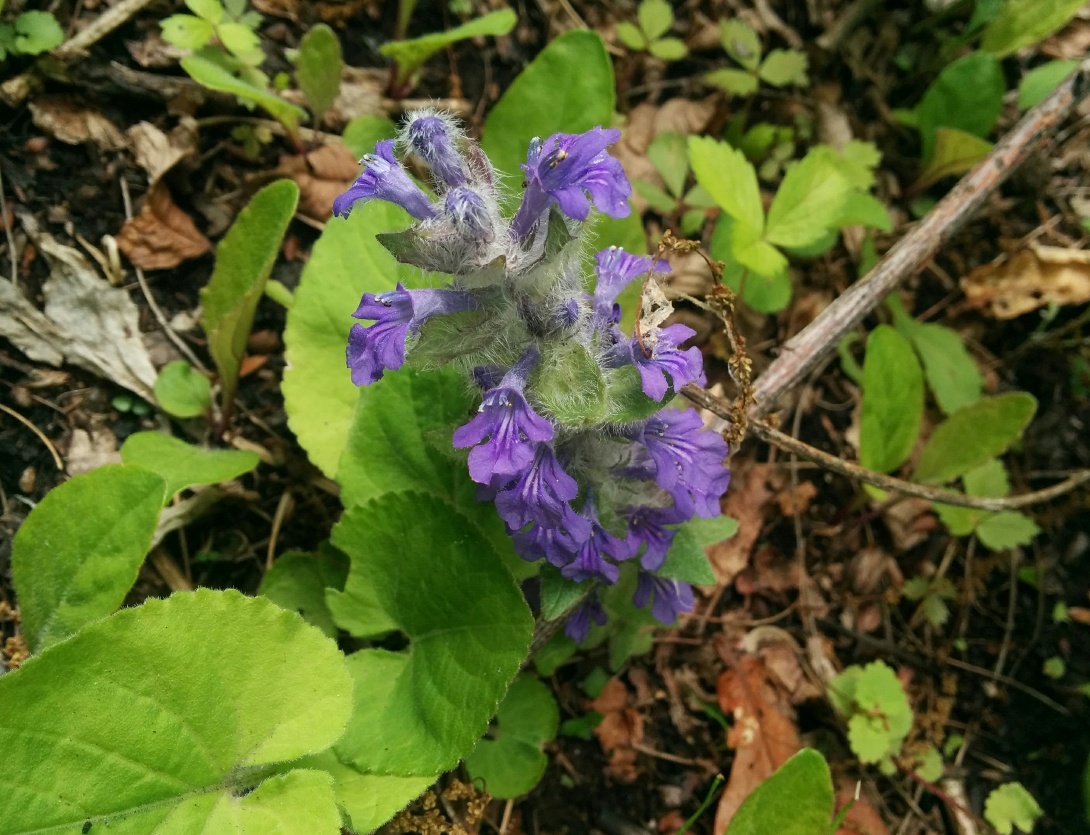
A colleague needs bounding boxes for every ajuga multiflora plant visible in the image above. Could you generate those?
[334,110,731,639]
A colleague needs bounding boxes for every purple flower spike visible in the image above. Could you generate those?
[634,573,694,625]
[626,505,684,571]
[495,444,583,531]
[346,282,479,385]
[561,495,632,584]
[565,592,608,643]
[445,186,494,242]
[453,346,553,484]
[404,112,467,188]
[334,140,437,221]
[638,408,730,518]
[511,127,631,239]
[593,247,669,311]
[633,323,706,400]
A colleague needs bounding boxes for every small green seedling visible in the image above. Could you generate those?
[706,18,807,97]
[984,782,1043,835]
[633,131,717,235]
[902,575,957,628]
[615,0,688,61]
[0,9,64,59]
[828,660,913,775]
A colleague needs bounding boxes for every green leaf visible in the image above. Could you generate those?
[764,147,851,249]
[186,0,223,23]
[154,359,212,418]
[984,782,1044,834]
[615,21,648,51]
[648,37,687,61]
[688,136,764,233]
[181,52,308,133]
[859,326,924,473]
[915,51,1004,161]
[329,492,533,775]
[836,192,892,231]
[161,14,215,51]
[380,8,516,87]
[464,675,560,799]
[634,179,679,214]
[976,511,1041,550]
[894,313,983,415]
[709,214,792,313]
[297,753,432,833]
[217,21,263,64]
[658,515,737,586]
[914,127,993,190]
[283,201,423,477]
[120,431,259,499]
[758,49,808,87]
[705,67,759,96]
[981,0,1086,57]
[719,18,761,71]
[0,589,353,835]
[637,0,674,41]
[911,746,944,782]
[725,749,834,835]
[539,566,590,621]
[914,393,1037,484]
[829,661,912,766]
[201,179,298,407]
[295,24,342,123]
[12,10,65,55]
[12,464,166,652]
[1018,59,1079,109]
[483,30,615,192]
[342,114,395,158]
[259,545,349,638]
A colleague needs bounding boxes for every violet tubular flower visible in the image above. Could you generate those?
[494,444,583,531]
[631,323,706,400]
[453,347,553,484]
[347,283,479,386]
[511,127,631,240]
[403,112,467,188]
[638,408,730,518]
[560,496,632,585]
[625,505,684,572]
[445,186,494,242]
[634,573,694,625]
[334,140,437,221]
[565,592,607,643]
[593,247,669,312]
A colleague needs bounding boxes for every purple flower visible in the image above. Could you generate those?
[632,323,706,400]
[593,247,669,311]
[565,592,608,643]
[445,186,494,242]
[404,112,466,188]
[453,347,553,484]
[561,496,633,584]
[346,283,479,385]
[334,140,437,221]
[511,521,582,568]
[511,127,631,239]
[637,408,730,518]
[494,444,582,531]
[634,573,694,624]
[626,505,684,571]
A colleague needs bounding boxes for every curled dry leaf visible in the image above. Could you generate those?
[28,96,126,150]
[127,120,198,185]
[961,245,1090,319]
[706,461,774,587]
[712,652,802,834]
[590,678,645,783]
[2,215,158,400]
[116,181,212,270]
[277,142,360,220]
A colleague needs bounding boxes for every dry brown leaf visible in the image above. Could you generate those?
[28,96,126,150]
[834,775,891,835]
[706,461,774,587]
[773,480,818,516]
[712,654,802,834]
[127,120,198,185]
[1040,19,1090,59]
[277,143,361,220]
[735,546,800,596]
[590,678,645,783]
[66,418,120,476]
[961,245,1090,319]
[117,182,212,270]
[126,33,186,68]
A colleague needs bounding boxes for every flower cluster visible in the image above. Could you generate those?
[335,109,730,642]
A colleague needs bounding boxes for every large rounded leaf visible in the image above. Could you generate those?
[0,589,353,835]
[328,492,533,775]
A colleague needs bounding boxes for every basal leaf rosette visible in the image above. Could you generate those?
[327,492,534,776]
[0,589,353,835]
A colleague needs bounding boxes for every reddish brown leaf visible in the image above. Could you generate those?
[116,182,212,270]
[707,461,774,587]
[277,143,361,221]
[590,678,645,783]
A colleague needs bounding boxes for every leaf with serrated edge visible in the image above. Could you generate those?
[12,464,166,652]
[121,431,259,500]
[688,136,764,233]
[984,782,1043,835]
[860,326,923,474]
[0,589,352,835]
[329,493,533,775]
[764,147,851,249]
